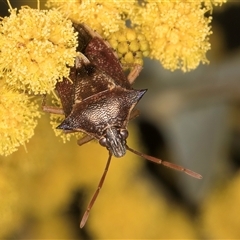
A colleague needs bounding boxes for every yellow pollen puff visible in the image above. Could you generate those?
[0,86,40,156]
[118,42,129,54]
[140,40,149,52]
[124,52,134,63]
[46,1,136,38]
[107,27,150,67]
[129,40,140,52]
[129,1,216,71]
[143,51,150,57]
[137,33,147,41]
[126,28,137,41]
[0,7,78,94]
[135,51,143,59]
[117,34,127,42]
[108,38,118,49]
[134,58,143,66]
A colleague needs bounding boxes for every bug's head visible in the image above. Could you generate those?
[99,127,128,158]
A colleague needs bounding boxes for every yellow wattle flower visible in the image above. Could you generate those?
[46,0,136,37]
[0,86,40,156]
[46,0,227,72]
[107,27,150,67]
[0,7,78,94]
[130,1,213,72]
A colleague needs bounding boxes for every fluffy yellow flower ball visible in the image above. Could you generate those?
[0,86,40,156]
[0,7,78,94]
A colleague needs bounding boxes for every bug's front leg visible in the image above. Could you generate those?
[42,94,65,115]
[127,65,143,84]
[77,135,94,146]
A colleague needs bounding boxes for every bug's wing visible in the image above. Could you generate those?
[73,55,116,103]
[56,53,118,117]
[84,37,131,89]
[55,67,76,117]
[73,23,131,89]
[55,50,116,117]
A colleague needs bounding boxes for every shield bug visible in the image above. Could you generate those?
[43,23,202,228]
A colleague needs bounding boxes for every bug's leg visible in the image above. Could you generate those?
[130,109,140,120]
[42,94,65,115]
[77,135,94,146]
[126,145,202,179]
[127,64,143,84]
[80,152,112,228]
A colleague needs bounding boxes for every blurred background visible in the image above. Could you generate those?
[1,0,240,239]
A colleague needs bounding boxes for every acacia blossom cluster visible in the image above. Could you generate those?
[47,0,226,71]
[0,3,78,155]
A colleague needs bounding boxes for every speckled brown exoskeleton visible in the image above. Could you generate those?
[43,23,202,228]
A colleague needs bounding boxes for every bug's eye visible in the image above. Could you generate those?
[99,137,107,147]
[120,129,128,140]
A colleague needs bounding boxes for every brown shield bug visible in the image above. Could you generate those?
[43,23,202,228]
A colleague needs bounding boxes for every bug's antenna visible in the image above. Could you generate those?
[80,152,113,228]
[126,145,202,179]
[6,0,13,10]
[37,0,40,10]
